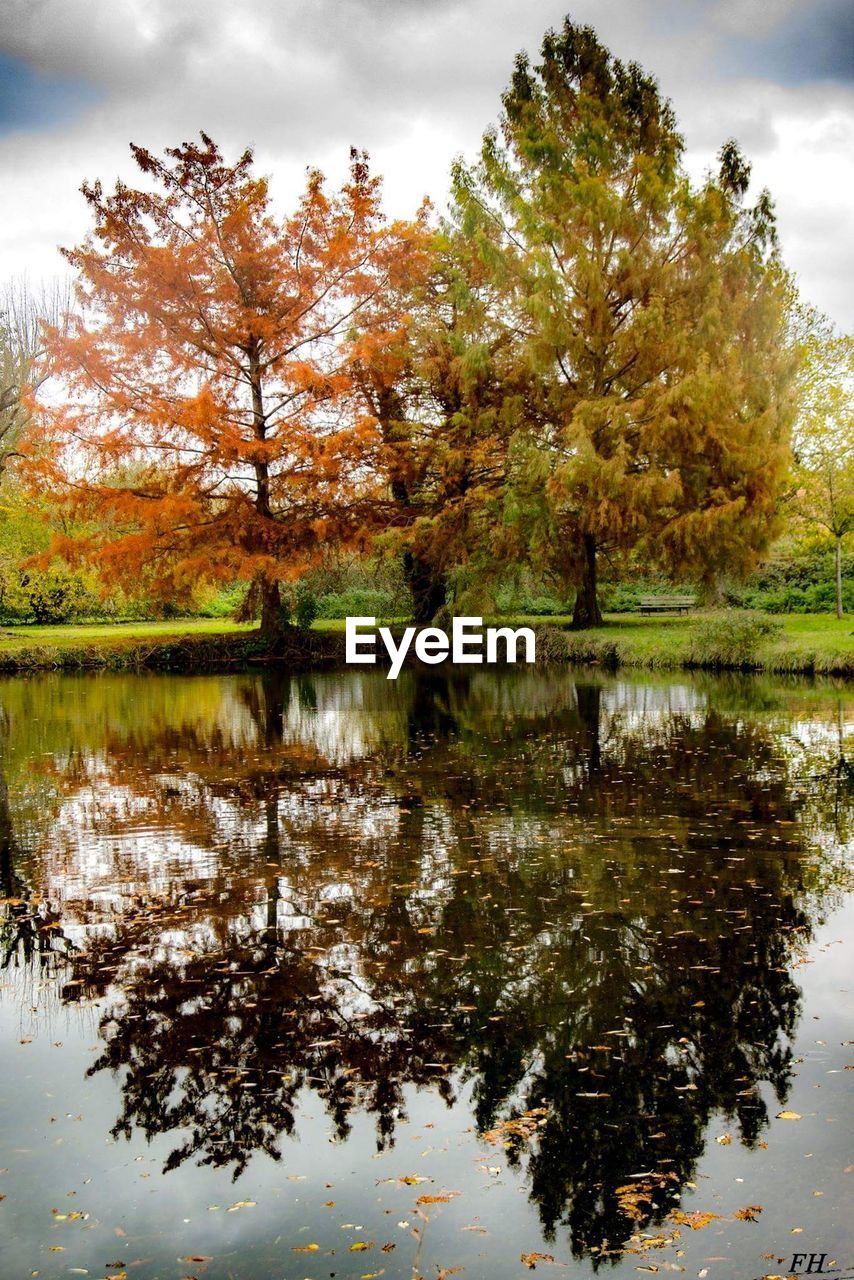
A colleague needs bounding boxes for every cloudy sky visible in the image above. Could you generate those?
[1,0,852,327]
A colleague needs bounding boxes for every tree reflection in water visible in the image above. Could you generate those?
[0,668,850,1260]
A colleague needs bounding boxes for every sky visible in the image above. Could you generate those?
[1,0,852,328]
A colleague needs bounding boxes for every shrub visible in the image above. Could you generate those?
[294,584,319,630]
[689,611,783,668]
[0,566,97,624]
[314,588,400,619]
[726,538,853,613]
[194,582,248,618]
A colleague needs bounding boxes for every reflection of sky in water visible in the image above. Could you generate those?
[10,672,850,920]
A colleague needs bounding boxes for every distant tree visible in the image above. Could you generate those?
[0,279,70,478]
[452,20,794,626]
[30,136,423,636]
[791,312,853,617]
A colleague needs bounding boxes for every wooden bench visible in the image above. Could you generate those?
[637,595,696,615]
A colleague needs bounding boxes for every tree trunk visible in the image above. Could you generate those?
[404,550,446,625]
[572,534,604,628]
[836,535,844,619]
[248,340,284,644]
[259,579,284,640]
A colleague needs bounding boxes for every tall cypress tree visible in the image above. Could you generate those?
[452,20,794,625]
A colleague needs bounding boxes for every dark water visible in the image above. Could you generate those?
[0,669,851,1280]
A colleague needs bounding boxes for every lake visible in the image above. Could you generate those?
[0,668,851,1280]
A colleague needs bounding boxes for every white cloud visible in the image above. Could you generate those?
[1,0,851,326]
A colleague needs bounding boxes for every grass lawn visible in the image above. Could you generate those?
[0,610,849,674]
[0,617,255,649]
[504,610,853,674]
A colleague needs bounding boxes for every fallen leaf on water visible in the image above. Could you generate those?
[715,1134,732,1146]
[669,1211,722,1231]
[379,1175,431,1187]
[734,1206,762,1222]
[291,1242,320,1252]
[776,1111,801,1121]
[179,1258,212,1265]
[350,1241,375,1252]
[521,1253,557,1270]
[226,1200,256,1212]
[417,1192,460,1206]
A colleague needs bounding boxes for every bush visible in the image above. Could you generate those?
[726,538,853,613]
[0,566,97,624]
[494,585,572,616]
[294,584,319,630]
[314,588,401,619]
[689,611,783,668]
[193,582,248,618]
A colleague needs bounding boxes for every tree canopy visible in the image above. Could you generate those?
[32,136,425,634]
[24,20,813,630]
[449,20,795,624]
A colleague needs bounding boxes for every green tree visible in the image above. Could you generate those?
[452,20,794,626]
[791,311,853,617]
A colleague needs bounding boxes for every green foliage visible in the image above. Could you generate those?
[689,611,783,668]
[294,583,319,630]
[450,19,794,627]
[192,582,249,618]
[314,588,401,619]
[0,566,96,624]
[598,576,690,612]
[727,538,854,613]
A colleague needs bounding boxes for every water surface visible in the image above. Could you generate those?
[0,668,851,1280]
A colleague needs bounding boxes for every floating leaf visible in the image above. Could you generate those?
[417,1192,460,1206]
[670,1211,721,1230]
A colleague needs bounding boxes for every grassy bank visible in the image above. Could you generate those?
[525,611,853,676]
[0,618,340,673]
[0,611,849,675]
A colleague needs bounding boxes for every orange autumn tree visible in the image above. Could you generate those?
[33,135,423,635]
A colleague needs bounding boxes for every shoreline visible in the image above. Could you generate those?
[0,613,850,678]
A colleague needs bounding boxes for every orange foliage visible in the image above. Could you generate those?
[30,135,427,625]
